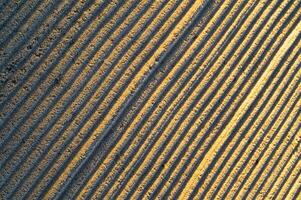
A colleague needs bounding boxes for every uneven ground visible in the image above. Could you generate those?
[0,0,300,199]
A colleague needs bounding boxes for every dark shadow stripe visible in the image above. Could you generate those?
[57,1,180,198]
[273,122,301,199]
[2,0,148,197]
[205,49,301,199]
[0,1,122,171]
[123,0,279,198]
[0,0,99,128]
[0,0,44,47]
[254,118,301,198]
[38,0,200,198]
[189,32,301,200]
[80,1,226,199]
[0,0,62,66]
[172,3,297,198]
[17,0,188,198]
[238,100,301,199]
[33,1,208,199]
[0,0,98,110]
[0,0,28,30]
[263,137,301,198]
[210,51,301,199]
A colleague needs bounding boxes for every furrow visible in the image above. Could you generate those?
[1,0,299,199]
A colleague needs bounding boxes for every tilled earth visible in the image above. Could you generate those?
[0,0,300,199]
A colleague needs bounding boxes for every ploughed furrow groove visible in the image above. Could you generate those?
[0,0,300,199]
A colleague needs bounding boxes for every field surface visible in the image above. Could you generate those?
[0,0,300,199]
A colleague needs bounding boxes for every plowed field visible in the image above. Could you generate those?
[0,0,300,199]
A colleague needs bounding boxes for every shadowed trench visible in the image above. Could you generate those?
[0,0,300,199]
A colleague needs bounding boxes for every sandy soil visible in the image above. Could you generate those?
[0,0,300,199]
